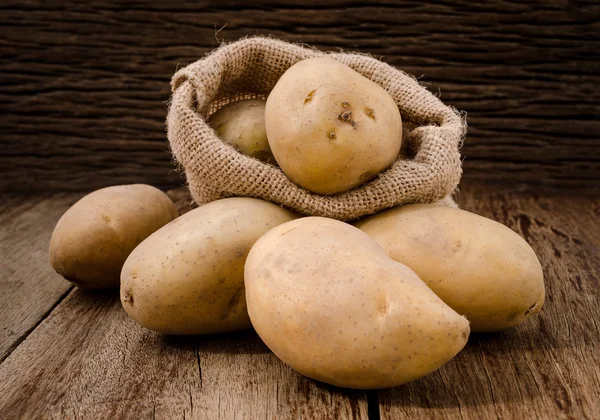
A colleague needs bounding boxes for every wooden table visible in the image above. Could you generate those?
[1,1,599,418]
[1,184,598,419]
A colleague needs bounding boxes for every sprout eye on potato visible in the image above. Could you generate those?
[49,184,178,289]
[120,197,297,335]
[356,204,546,332]
[265,56,403,195]
[244,216,470,389]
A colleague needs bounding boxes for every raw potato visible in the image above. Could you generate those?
[120,198,297,335]
[245,217,470,389]
[356,204,545,332]
[208,99,274,163]
[265,57,402,195]
[49,184,178,289]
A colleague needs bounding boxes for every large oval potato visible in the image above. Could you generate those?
[208,99,275,163]
[120,198,297,335]
[245,217,469,389]
[356,204,545,332]
[265,57,402,195]
[49,184,178,289]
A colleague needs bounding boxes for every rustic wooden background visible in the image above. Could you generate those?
[1,0,598,193]
[1,1,600,419]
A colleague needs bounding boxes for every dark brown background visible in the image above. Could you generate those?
[1,0,598,193]
[1,2,600,419]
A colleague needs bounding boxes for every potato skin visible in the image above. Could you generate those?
[265,57,402,195]
[120,198,297,335]
[245,217,469,389]
[356,204,545,332]
[49,184,178,289]
[208,99,275,163]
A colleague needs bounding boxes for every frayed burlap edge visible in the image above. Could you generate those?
[168,37,465,220]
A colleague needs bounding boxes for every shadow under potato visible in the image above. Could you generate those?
[68,287,554,408]
[158,329,272,356]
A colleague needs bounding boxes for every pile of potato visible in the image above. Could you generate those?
[50,57,545,390]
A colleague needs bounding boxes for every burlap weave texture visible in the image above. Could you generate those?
[168,37,465,220]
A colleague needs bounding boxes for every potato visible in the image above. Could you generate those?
[120,198,297,335]
[356,204,545,332]
[208,99,274,163]
[245,217,469,389]
[49,184,178,289]
[265,57,402,195]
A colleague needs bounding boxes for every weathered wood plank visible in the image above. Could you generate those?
[380,185,600,419]
[0,291,368,419]
[1,187,599,418]
[0,189,192,365]
[0,191,368,419]
[0,0,598,192]
[0,193,76,362]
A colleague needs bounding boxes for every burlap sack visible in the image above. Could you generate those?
[168,37,465,220]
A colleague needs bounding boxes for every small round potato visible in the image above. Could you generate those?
[208,99,274,163]
[265,57,402,195]
[356,204,546,332]
[120,197,297,335]
[245,217,469,389]
[49,184,178,289]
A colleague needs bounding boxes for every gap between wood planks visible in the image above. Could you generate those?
[0,190,369,418]
[0,287,72,365]
[368,391,381,420]
[0,193,79,362]
[1,185,599,419]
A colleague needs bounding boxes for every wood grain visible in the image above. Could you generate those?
[0,190,368,420]
[1,186,599,418]
[1,0,598,193]
[380,185,600,419]
[0,292,368,419]
[0,193,75,362]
